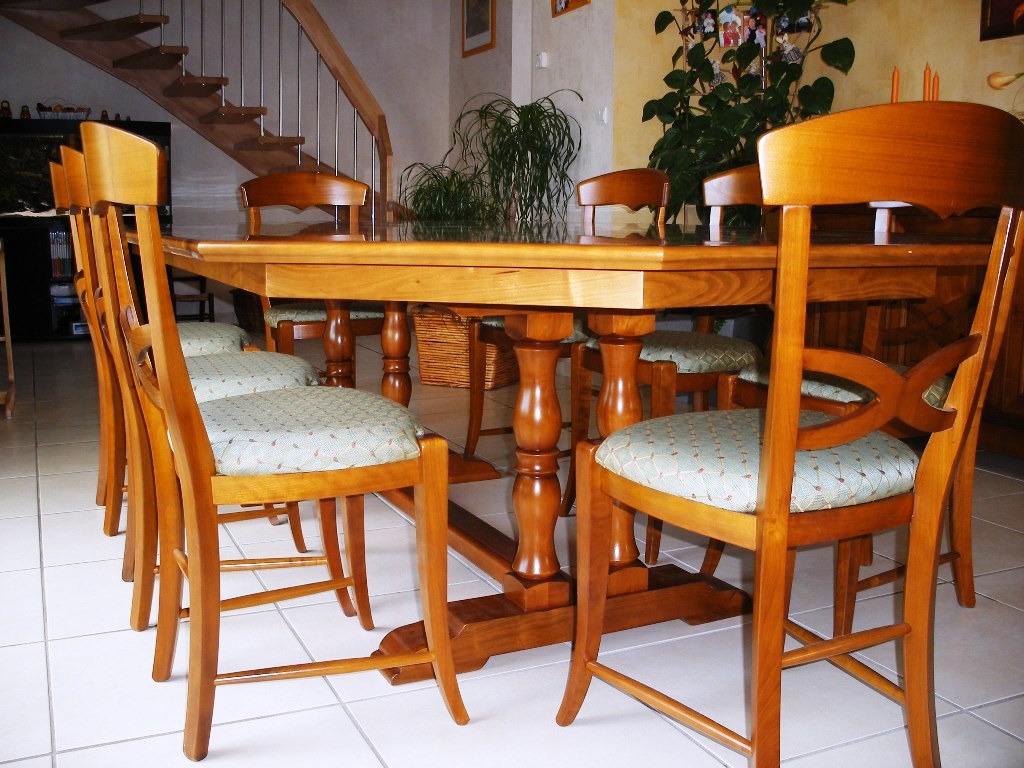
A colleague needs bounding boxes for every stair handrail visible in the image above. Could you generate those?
[281,0,393,219]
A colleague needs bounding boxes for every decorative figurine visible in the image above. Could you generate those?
[19,105,31,119]
[0,101,11,119]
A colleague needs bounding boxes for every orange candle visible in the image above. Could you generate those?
[891,66,900,103]
[923,64,932,101]
[931,72,940,101]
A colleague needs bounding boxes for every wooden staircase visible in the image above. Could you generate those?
[0,0,393,218]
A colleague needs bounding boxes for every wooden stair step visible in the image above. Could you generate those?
[62,14,168,41]
[164,75,229,98]
[200,105,268,124]
[235,134,305,150]
[113,45,187,70]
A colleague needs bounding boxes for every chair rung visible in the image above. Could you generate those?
[782,622,909,668]
[856,550,958,592]
[589,661,751,756]
[219,577,351,613]
[215,650,434,685]
[219,556,328,571]
[784,620,906,703]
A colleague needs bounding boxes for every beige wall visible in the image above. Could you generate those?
[611,1,1024,178]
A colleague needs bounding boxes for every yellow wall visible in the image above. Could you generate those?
[613,1,1024,172]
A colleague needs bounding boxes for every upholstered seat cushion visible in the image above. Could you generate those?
[178,322,250,357]
[587,330,762,374]
[737,362,951,408]
[198,386,424,476]
[481,314,592,344]
[264,301,384,329]
[186,352,319,403]
[595,408,918,514]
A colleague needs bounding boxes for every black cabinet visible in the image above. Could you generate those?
[0,118,170,341]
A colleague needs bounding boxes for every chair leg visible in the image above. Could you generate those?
[129,432,158,632]
[901,490,943,767]
[266,501,309,553]
[276,321,296,356]
[463,318,487,459]
[181,504,223,762]
[101,406,127,537]
[642,361,678,563]
[415,435,469,724]
[556,442,612,726]
[748,541,787,767]
[833,538,862,637]
[699,538,726,576]
[316,497,358,620]
[152,463,184,682]
[559,343,592,517]
[949,422,979,608]
[341,495,373,630]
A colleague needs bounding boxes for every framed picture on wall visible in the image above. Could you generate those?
[462,0,495,57]
[980,0,1024,40]
[552,0,590,18]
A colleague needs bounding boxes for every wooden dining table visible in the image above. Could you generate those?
[151,217,990,683]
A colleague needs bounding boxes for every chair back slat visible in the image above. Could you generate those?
[577,168,669,231]
[240,171,368,236]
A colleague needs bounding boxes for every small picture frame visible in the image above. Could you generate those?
[718,6,743,48]
[980,0,1024,41]
[552,0,590,17]
[462,0,495,57]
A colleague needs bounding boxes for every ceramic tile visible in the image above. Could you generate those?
[0,418,38,448]
[973,566,1024,611]
[971,695,1024,740]
[4,757,52,768]
[0,444,38,478]
[786,712,1024,767]
[55,707,384,767]
[975,451,1024,481]
[972,469,1024,501]
[0,475,39,519]
[348,662,728,768]
[35,421,100,447]
[36,441,101,476]
[37,471,104,516]
[0,643,52,761]
[973,491,1024,533]
[40,508,127,566]
[0,516,41,571]
[0,568,45,646]
[48,612,337,751]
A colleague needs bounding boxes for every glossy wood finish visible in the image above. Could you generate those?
[240,171,387,384]
[83,122,467,760]
[557,102,1024,768]
[147,186,997,685]
[54,154,126,536]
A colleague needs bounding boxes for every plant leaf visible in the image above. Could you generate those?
[655,10,675,34]
[820,37,855,74]
[797,77,835,116]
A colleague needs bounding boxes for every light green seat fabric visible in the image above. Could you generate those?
[586,330,762,374]
[198,386,425,477]
[178,322,249,357]
[186,352,319,404]
[480,314,592,344]
[595,408,918,514]
[263,300,384,329]
[737,362,951,408]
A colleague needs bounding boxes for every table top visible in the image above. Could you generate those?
[153,218,991,312]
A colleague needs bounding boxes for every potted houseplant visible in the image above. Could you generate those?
[399,91,582,224]
[645,0,855,222]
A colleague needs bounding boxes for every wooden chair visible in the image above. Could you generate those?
[82,120,468,761]
[51,158,127,536]
[711,164,983,612]
[557,101,1024,767]
[562,168,763,523]
[60,146,315,634]
[239,171,385,363]
[462,168,669,470]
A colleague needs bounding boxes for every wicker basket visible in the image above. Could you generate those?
[412,306,518,390]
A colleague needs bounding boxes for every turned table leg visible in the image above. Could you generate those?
[322,299,355,388]
[381,301,411,406]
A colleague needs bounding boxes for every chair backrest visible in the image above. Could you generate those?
[240,171,369,235]
[576,168,669,232]
[81,121,216,499]
[702,164,762,228]
[755,101,1023,531]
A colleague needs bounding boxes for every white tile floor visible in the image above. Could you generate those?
[2,337,1023,767]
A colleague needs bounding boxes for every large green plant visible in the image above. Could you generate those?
[645,1,854,221]
[400,92,582,224]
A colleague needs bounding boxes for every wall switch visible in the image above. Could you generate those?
[535,51,549,68]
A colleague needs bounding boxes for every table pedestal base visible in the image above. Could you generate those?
[374,565,751,684]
